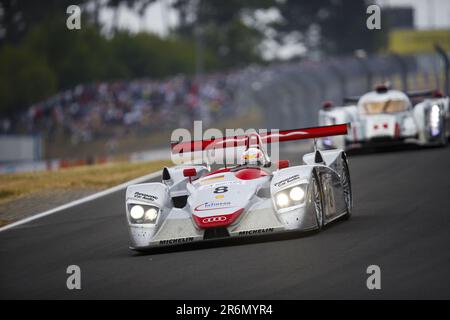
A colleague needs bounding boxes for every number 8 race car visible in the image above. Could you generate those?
[125,124,352,251]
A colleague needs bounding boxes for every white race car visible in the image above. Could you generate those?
[318,86,450,150]
[125,125,352,251]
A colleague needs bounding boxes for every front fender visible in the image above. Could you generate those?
[126,183,171,248]
[126,183,170,208]
[413,99,447,144]
[270,165,317,230]
[271,166,314,195]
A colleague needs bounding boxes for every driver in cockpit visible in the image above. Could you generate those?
[240,134,271,168]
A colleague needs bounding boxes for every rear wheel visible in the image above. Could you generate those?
[311,170,324,230]
[341,156,352,219]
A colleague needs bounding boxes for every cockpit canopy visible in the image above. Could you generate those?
[358,90,411,115]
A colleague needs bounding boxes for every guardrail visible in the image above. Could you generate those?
[0,148,170,174]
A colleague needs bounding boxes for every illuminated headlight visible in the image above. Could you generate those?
[289,186,305,202]
[276,193,290,208]
[128,204,159,224]
[275,184,307,210]
[430,105,440,136]
[144,207,158,221]
[130,205,145,220]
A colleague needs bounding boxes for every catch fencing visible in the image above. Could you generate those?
[237,52,449,130]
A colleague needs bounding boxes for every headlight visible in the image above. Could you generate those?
[145,207,158,222]
[430,104,440,136]
[128,204,159,224]
[276,193,290,208]
[289,186,305,202]
[274,184,307,211]
[130,205,144,220]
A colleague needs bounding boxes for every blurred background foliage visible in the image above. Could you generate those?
[0,0,383,115]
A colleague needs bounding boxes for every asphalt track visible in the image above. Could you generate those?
[1,144,450,299]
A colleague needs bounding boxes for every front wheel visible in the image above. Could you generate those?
[438,118,448,147]
[311,170,325,230]
[341,155,353,219]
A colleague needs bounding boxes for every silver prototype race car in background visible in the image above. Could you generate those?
[318,85,450,150]
[125,124,352,251]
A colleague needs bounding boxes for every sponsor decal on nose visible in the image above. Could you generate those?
[194,201,233,211]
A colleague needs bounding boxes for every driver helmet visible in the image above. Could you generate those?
[240,147,266,166]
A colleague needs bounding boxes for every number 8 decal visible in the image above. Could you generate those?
[214,186,228,194]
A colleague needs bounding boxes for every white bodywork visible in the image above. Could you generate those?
[125,149,352,250]
[319,89,450,149]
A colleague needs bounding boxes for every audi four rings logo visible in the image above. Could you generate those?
[202,216,227,223]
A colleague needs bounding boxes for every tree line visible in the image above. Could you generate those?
[0,0,383,115]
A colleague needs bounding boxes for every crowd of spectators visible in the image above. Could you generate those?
[2,72,244,145]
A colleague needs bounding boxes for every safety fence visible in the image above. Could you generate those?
[241,52,449,130]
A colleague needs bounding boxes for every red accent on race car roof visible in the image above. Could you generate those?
[234,168,269,180]
[171,124,348,154]
[192,208,244,229]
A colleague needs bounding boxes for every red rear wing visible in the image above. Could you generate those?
[171,124,348,154]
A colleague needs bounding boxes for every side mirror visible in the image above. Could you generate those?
[183,168,197,182]
[433,90,443,98]
[322,100,333,110]
[277,160,290,170]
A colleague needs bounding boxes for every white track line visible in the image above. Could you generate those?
[0,170,162,233]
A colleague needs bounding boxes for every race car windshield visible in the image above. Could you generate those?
[362,99,409,114]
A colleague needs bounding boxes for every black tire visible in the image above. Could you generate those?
[341,155,353,219]
[311,169,325,230]
[439,117,448,147]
